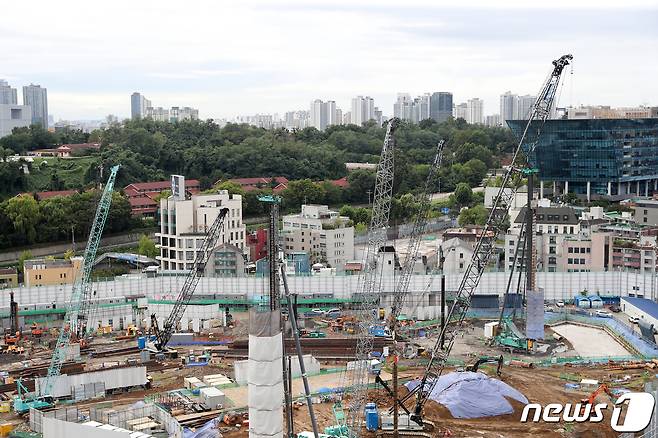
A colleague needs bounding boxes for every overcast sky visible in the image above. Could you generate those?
[2,0,657,121]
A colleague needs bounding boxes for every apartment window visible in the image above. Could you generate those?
[586,248,591,253]
[644,217,648,223]
[509,240,515,246]
[568,258,573,264]
[580,258,585,264]
[568,248,573,253]
[570,227,574,234]
[645,209,648,215]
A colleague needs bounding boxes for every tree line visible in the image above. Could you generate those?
[0,117,516,247]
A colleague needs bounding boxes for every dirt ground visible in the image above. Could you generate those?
[218,362,647,438]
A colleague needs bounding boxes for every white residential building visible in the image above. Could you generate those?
[466,98,484,124]
[351,96,375,126]
[453,103,468,120]
[156,186,246,272]
[500,91,518,124]
[0,104,32,138]
[0,80,17,105]
[282,204,354,271]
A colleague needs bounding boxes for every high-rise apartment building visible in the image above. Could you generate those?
[453,103,468,120]
[131,92,152,119]
[430,92,453,123]
[351,96,375,126]
[394,93,430,124]
[309,99,340,131]
[170,106,199,122]
[393,94,413,121]
[500,92,536,122]
[466,98,484,124]
[485,114,502,127]
[22,84,48,128]
[500,91,518,124]
[0,80,17,105]
[517,95,537,120]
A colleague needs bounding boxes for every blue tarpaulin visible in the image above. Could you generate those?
[183,418,222,438]
[406,371,528,418]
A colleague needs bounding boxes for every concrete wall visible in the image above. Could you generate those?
[4,270,658,312]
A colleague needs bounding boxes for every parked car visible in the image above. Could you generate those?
[544,305,554,312]
[556,300,565,308]
[595,310,612,318]
[325,308,342,318]
[629,316,640,324]
[305,309,325,317]
[610,305,621,313]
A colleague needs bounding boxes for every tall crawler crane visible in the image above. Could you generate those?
[399,54,573,426]
[15,165,120,413]
[343,118,398,437]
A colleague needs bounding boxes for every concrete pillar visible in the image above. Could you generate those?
[540,180,545,199]
[654,179,657,191]
[564,181,569,194]
[628,181,632,195]
[586,181,591,202]
[553,181,557,197]
[637,181,641,196]
[618,181,623,196]
[607,181,612,196]
[645,180,649,197]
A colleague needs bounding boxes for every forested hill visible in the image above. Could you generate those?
[0,117,515,199]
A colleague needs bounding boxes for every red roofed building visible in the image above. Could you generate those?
[123,178,200,217]
[225,176,289,193]
[56,143,101,158]
[328,177,349,188]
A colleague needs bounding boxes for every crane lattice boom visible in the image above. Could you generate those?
[43,165,120,398]
[151,207,229,351]
[344,118,398,437]
[390,139,445,320]
[402,54,573,425]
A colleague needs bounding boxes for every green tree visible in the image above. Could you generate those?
[282,179,326,210]
[137,234,158,258]
[18,250,32,273]
[4,195,40,244]
[454,183,473,206]
[213,181,245,195]
[458,204,489,226]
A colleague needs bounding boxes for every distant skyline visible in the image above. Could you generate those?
[2,0,657,120]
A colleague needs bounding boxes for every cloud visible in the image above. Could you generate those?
[1,0,657,120]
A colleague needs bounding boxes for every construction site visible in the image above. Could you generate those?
[0,54,657,438]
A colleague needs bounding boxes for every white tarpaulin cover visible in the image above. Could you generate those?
[406,371,528,418]
[248,309,283,438]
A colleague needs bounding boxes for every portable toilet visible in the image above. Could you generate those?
[364,403,379,431]
[588,295,604,308]
[137,336,146,350]
[574,296,591,308]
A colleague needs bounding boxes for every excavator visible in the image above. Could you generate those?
[581,384,616,406]
[465,355,503,376]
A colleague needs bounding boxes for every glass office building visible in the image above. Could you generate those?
[508,118,658,199]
